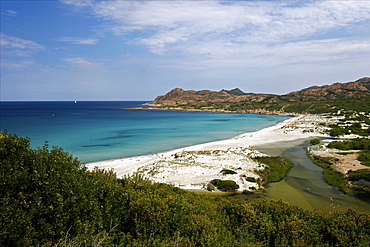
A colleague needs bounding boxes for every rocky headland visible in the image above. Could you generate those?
[138,77,370,115]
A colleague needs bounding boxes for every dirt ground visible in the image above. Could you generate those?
[310,148,369,174]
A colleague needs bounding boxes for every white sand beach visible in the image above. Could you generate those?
[86,114,336,192]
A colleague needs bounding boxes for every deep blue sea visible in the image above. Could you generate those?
[1,101,289,163]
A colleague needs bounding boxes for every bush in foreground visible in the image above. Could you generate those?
[1,132,370,246]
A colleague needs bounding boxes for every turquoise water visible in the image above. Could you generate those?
[1,101,289,163]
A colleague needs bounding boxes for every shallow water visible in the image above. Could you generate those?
[0,101,288,163]
[246,139,370,213]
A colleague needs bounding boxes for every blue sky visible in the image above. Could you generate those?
[1,0,370,101]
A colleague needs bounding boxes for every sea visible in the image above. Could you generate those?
[0,101,289,163]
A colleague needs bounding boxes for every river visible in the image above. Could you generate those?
[245,139,370,214]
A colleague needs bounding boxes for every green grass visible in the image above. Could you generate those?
[322,168,348,192]
[358,151,370,167]
[221,169,238,175]
[306,149,349,193]
[253,156,294,184]
[336,152,355,155]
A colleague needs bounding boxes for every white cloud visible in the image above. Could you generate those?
[172,37,370,69]
[3,10,18,17]
[63,57,105,68]
[0,34,44,69]
[56,36,99,45]
[0,33,45,57]
[60,0,94,8]
[91,1,274,53]
[62,0,370,69]
[1,60,35,69]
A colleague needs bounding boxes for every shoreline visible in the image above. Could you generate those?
[127,105,287,115]
[86,114,334,192]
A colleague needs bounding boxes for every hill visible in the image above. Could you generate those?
[282,77,370,101]
[147,77,370,114]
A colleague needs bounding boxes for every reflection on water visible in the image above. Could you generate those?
[244,139,370,213]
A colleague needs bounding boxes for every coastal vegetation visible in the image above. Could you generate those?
[221,168,238,175]
[328,116,370,137]
[306,151,349,193]
[253,156,294,185]
[157,96,370,115]
[2,132,370,246]
[327,138,370,152]
[310,138,321,145]
[209,179,239,192]
[348,169,370,193]
[307,138,370,194]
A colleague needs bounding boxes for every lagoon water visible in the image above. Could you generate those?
[1,101,288,163]
[252,140,370,214]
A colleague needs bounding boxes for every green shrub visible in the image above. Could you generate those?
[206,183,216,191]
[221,168,237,175]
[322,168,348,192]
[359,153,370,166]
[328,138,370,150]
[245,177,257,183]
[348,169,370,181]
[310,138,321,145]
[306,152,349,193]
[347,167,370,194]
[210,179,239,191]
[253,156,294,183]
[329,127,349,137]
[329,121,370,137]
[0,132,125,245]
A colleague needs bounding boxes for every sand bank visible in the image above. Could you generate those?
[85,114,335,192]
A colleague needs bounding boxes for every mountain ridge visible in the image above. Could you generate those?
[146,77,370,114]
[153,77,370,105]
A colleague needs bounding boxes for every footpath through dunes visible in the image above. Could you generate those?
[86,114,335,193]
